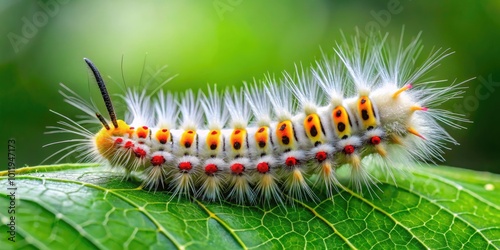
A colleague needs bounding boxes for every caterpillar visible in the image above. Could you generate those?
[45,32,468,205]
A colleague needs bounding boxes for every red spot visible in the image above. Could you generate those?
[134,147,147,158]
[285,157,298,166]
[124,141,134,149]
[187,130,194,134]
[211,130,218,135]
[151,155,165,166]
[130,127,135,130]
[159,139,167,144]
[315,151,327,162]
[234,129,241,134]
[230,163,245,175]
[179,162,192,171]
[137,131,147,138]
[142,126,148,130]
[370,136,381,145]
[162,129,168,132]
[422,107,428,111]
[343,145,355,154]
[257,162,269,173]
[114,138,123,144]
[205,164,218,175]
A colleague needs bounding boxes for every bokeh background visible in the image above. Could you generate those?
[1,0,499,173]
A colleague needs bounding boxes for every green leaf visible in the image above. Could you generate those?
[1,164,499,249]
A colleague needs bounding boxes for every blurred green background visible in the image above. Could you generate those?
[1,0,499,173]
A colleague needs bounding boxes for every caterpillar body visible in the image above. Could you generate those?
[47,33,467,205]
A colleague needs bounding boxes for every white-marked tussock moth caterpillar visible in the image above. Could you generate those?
[45,32,469,205]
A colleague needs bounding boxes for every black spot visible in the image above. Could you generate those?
[281,136,290,145]
[196,134,199,152]
[292,125,299,142]
[184,142,191,148]
[337,122,346,132]
[284,149,291,153]
[245,132,249,151]
[361,109,369,120]
[314,141,321,147]
[367,126,373,131]
[159,139,167,144]
[211,154,215,158]
[310,125,318,137]
[279,123,287,131]
[319,117,326,135]
[258,141,266,148]
[307,116,313,122]
[342,135,348,140]
[261,153,266,157]
[361,98,366,104]
[210,143,217,150]
[335,110,342,117]
[235,154,241,158]
[234,142,241,150]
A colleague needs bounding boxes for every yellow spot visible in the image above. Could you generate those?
[230,129,246,152]
[332,106,352,139]
[393,84,412,99]
[206,130,221,151]
[276,120,295,148]
[254,126,269,149]
[127,127,135,137]
[485,183,495,191]
[181,130,196,148]
[408,127,425,140]
[155,129,170,144]
[136,126,149,139]
[357,96,378,130]
[303,114,324,144]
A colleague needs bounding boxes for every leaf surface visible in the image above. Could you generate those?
[1,164,499,249]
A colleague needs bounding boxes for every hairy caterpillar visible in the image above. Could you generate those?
[46,33,467,205]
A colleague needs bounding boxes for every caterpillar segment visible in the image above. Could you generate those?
[48,34,466,204]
